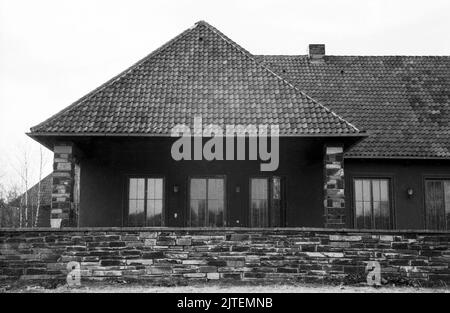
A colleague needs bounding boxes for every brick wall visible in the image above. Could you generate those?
[0,228,449,286]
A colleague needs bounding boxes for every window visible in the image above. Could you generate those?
[128,178,164,226]
[354,178,391,229]
[425,180,450,230]
[250,177,284,227]
[189,177,225,227]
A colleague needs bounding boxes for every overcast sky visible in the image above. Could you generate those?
[1,0,449,190]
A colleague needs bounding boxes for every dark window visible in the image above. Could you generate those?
[425,180,450,230]
[128,178,164,227]
[354,178,391,229]
[189,177,225,227]
[250,177,284,227]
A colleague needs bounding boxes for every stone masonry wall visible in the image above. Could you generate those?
[324,146,346,228]
[0,228,449,286]
[51,144,76,228]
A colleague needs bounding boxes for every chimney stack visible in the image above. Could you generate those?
[309,44,325,62]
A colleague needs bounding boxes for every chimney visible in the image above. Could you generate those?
[309,44,325,62]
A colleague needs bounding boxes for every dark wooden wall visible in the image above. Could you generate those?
[77,137,343,227]
[345,158,450,229]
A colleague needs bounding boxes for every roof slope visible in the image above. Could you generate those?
[9,173,53,208]
[258,55,450,158]
[30,21,359,136]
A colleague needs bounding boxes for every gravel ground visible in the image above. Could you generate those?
[2,282,449,293]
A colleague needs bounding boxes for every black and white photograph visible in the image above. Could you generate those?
[0,0,449,304]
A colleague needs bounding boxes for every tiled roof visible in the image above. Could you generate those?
[30,21,360,136]
[9,173,53,207]
[257,55,450,158]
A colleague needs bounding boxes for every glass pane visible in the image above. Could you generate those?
[445,181,450,230]
[272,177,281,200]
[147,178,163,200]
[444,181,450,213]
[190,199,207,227]
[355,201,364,228]
[373,179,390,229]
[251,178,268,200]
[208,199,218,227]
[148,179,155,199]
[260,199,268,227]
[363,201,372,229]
[250,179,269,227]
[154,179,163,199]
[129,178,138,199]
[354,180,362,202]
[207,179,224,227]
[373,200,381,228]
[271,177,281,227]
[128,199,144,227]
[191,179,206,199]
[380,180,389,201]
[136,179,145,199]
[190,200,198,227]
[216,199,224,227]
[208,179,221,200]
[379,202,390,229]
[147,199,162,226]
[362,180,371,202]
[426,181,446,230]
[372,180,380,202]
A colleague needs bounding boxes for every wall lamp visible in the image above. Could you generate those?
[406,187,414,197]
[173,185,179,193]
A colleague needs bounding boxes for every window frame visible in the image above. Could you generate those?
[351,176,394,229]
[423,177,450,230]
[249,176,286,228]
[187,175,227,227]
[125,176,165,227]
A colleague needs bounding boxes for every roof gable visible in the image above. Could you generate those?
[9,173,53,207]
[30,21,360,136]
[258,55,450,158]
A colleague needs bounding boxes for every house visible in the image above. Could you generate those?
[28,21,450,230]
[5,174,53,227]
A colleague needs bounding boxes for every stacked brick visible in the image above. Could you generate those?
[324,146,346,228]
[51,144,75,228]
[0,229,449,286]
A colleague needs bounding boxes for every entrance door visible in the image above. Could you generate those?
[189,177,225,227]
[425,180,450,230]
[250,177,285,227]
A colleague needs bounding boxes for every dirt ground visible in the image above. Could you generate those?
[2,281,449,293]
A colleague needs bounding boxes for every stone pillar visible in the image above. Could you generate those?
[324,146,345,228]
[51,143,76,228]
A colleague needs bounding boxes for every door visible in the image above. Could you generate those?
[189,177,225,227]
[250,177,285,227]
[128,177,164,226]
[425,180,450,230]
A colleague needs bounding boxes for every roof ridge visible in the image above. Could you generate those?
[258,54,450,58]
[200,21,361,133]
[30,23,198,132]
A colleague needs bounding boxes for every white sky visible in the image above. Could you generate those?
[1,0,449,190]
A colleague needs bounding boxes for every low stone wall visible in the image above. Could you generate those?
[0,228,449,286]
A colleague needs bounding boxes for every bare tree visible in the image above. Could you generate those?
[0,184,21,228]
[8,142,51,228]
[11,145,32,227]
[34,145,47,227]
